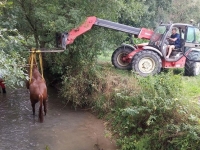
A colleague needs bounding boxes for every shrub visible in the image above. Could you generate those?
[108,72,200,150]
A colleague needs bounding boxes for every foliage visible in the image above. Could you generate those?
[168,0,200,23]
[0,50,27,87]
[0,27,28,87]
[60,63,103,107]
[97,72,200,150]
[42,0,143,105]
[118,0,145,26]
[0,28,26,52]
[0,0,130,89]
[2,0,200,91]
[136,0,172,28]
[1,0,200,149]
[91,63,139,117]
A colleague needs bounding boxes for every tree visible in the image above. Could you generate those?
[0,0,147,100]
[133,0,172,28]
[0,28,28,87]
[0,1,28,87]
[168,0,200,24]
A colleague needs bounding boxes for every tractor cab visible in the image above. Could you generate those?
[129,23,200,76]
[149,23,200,61]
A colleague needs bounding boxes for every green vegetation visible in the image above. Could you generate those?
[0,28,28,87]
[1,0,200,149]
[2,0,200,87]
[45,145,50,150]
[111,74,200,150]
[92,54,200,149]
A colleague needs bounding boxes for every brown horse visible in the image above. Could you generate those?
[26,60,47,123]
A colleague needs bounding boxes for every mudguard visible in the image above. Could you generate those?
[143,45,163,56]
[119,43,136,50]
[185,48,200,62]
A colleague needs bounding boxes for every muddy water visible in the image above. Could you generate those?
[0,87,117,150]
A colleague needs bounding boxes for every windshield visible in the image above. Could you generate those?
[149,25,167,46]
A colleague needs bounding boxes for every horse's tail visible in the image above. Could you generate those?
[39,94,44,123]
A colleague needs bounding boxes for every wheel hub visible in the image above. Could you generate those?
[138,57,155,73]
[117,53,129,66]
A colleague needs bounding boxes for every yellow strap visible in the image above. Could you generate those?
[28,48,44,83]
[29,53,34,83]
[38,51,44,79]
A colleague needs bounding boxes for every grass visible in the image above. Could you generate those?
[181,76,200,115]
[182,76,200,98]
[97,50,113,63]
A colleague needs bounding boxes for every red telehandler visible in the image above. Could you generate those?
[56,16,200,76]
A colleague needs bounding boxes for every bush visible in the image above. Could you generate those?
[60,64,104,107]
[0,28,28,87]
[106,72,200,150]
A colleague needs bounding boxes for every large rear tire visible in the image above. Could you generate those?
[132,50,162,77]
[184,52,200,76]
[111,47,134,70]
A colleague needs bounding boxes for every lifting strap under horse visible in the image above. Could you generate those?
[29,48,44,83]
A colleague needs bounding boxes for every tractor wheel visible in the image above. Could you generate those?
[111,47,134,70]
[184,52,200,76]
[132,50,162,77]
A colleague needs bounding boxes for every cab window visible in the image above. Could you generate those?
[186,27,195,43]
[181,29,185,39]
[195,28,200,43]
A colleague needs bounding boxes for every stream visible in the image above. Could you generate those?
[0,87,117,150]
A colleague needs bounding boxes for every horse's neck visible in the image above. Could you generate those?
[30,68,43,79]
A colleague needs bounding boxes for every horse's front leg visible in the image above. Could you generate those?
[31,102,35,115]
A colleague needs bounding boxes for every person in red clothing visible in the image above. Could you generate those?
[0,76,6,93]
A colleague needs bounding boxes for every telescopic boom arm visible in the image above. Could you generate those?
[58,16,153,49]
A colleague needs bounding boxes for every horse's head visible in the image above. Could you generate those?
[27,50,44,81]
[27,53,39,80]
[32,63,38,69]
